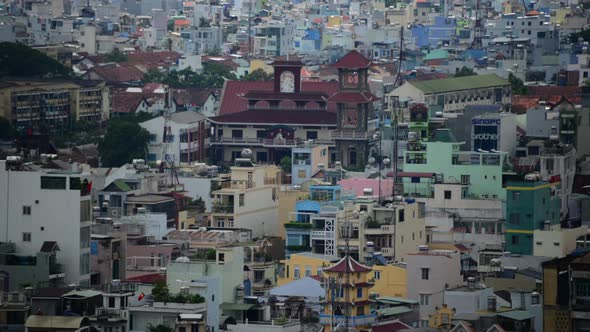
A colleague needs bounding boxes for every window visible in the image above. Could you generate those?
[218,253,225,263]
[80,227,90,248]
[298,170,307,178]
[356,306,365,315]
[22,232,31,242]
[420,293,430,305]
[256,130,266,139]
[294,265,300,279]
[512,235,519,245]
[22,206,31,215]
[80,253,90,275]
[512,191,520,201]
[412,233,415,240]
[41,176,66,189]
[317,267,323,276]
[421,268,430,280]
[357,287,363,298]
[231,130,243,139]
[374,271,381,280]
[444,190,452,199]
[401,235,404,244]
[305,265,312,277]
[239,194,245,207]
[510,213,520,225]
[460,175,470,185]
[70,177,82,190]
[306,131,318,140]
[398,209,405,222]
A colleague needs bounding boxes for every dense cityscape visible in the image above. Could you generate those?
[0,0,589,331]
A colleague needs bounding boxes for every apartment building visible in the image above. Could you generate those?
[389,74,511,115]
[210,160,281,238]
[140,111,208,166]
[0,158,93,287]
[0,79,109,130]
[252,20,295,57]
[505,180,561,255]
[180,26,223,54]
[406,247,463,326]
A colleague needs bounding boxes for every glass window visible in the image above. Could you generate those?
[41,176,66,190]
[420,293,430,305]
[444,190,452,199]
[22,232,31,242]
[306,131,318,140]
[294,265,300,279]
[23,206,31,215]
[421,268,429,280]
[305,265,311,277]
[80,227,90,248]
[374,271,381,280]
[357,287,363,298]
[80,253,90,275]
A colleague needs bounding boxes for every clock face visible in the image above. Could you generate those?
[343,71,359,88]
[280,71,295,93]
[343,109,359,128]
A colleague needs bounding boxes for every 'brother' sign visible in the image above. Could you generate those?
[472,118,500,151]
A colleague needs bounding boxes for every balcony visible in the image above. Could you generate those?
[331,130,375,140]
[319,314,377,327]
[0,292,27,306]
[103,282,136,294]
[212,203,235,214]
[94,307,127,321]
[210,137,335,147]
[49,263,65,279]
[221,180,255,189]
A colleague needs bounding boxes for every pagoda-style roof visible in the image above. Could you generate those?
[324,255,372,273]
[332,50,372,69]
[326,91,379,103]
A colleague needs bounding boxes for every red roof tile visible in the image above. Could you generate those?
[218,80,340,115]
[112,90,146,114]
[127,51,181,65]
[393,171,435,178]
[332,50,372,69]
[175,19,190,26]
[124,273,166,284]
[209,109,337,125]
[327,91,379,103]
[526,86,581,104]
[338,178,395,197]
[89,64,145,83]
[173,88,214,107]
[324,255,372,273]
[511,95,540,114]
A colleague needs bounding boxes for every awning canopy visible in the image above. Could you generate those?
[26,315,88,329]
[220,303,256,311]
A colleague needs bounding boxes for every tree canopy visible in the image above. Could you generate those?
[454,66,477,77]
[241,68,273,81]
[508,73,527,95]
[104,48,128,63]
[143,63,236,89]
[0,42,71,78]
[98,119,151,167]
[0,117,17,140]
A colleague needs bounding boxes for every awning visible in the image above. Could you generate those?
[497,310,534,321]
[377,306,412,316]
[62,289,102,299]
[220,303,256,311]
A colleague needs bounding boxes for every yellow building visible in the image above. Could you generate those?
[428,304,455,329]
[277,187,309,239]
[0,79,109,130]
[278,252,407,297]
[249,59,274,75]
[320,256,377,332]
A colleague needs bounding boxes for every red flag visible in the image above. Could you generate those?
[87,181,93,193]
[138,292,145,301]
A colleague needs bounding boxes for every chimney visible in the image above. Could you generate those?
[487,296,497,312]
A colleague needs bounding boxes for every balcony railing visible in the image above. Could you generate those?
[319,314,377,326]
[212,204,235,214]
[210,137,334,146]
[49,263,65,275]
[331,131,374,140]
[0,292,27,305]
[95,307,127,320]
[103,282,136,294]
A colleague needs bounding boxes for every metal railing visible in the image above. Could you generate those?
[331,131,374,140]
[95,307,127,320]
[210,137,335,146]
[319,314,377,326]
[212,203,234,214]
[103,282,136,294]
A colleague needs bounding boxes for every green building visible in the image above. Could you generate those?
[402,129,507,200]
[505,181,561,255]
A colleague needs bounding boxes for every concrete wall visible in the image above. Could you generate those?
[533,225,588,258]
[0,161,91,286]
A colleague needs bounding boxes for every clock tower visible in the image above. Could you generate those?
[328,50,378,169]
[272,56,303,94]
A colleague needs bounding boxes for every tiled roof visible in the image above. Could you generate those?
[371,319,412,332]
[327,91,379,103]
[218,80,340,115]
[323,255,372,273]
[511,95,540,114]
[332,50,372,69]
[112,90,146,114]
[526,86,581,104]
[40,241,59,253]
[409,74,509,94]
[209,109,337,125]
[175,19,190,26]
[90,64,145,83]
[127,51,181,64]
[173,88,214,107]
[124,273,166,284]
[338,178,395,197]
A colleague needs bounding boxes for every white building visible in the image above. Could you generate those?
[0,159,93,286]
[540,145,576,216]
[180,26,223,54]
[140,111,208,166]
[405,248,463,326]
[210,161,281,238]
[533,225,588,258]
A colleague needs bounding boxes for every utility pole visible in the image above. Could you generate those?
[248,0,253,57]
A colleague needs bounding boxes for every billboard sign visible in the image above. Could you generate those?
[472,118,500,151]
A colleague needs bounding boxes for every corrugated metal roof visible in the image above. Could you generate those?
[25,315,87,329]
[409,74,509,94]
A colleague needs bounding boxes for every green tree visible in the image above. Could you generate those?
[147,324,173,332]
[166,38,173,52]
[569,29,590,43]
[0,117,17,140]
[0,42,71,78]
[205,48,221,56]
[242,68,273,81]
[98,119,150,167]
[188,197,206,212]
[508,73,527,95]
[454,66,476,77]
[104,48,128,63]
[151,279,170,302]
[280,156,292,174]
